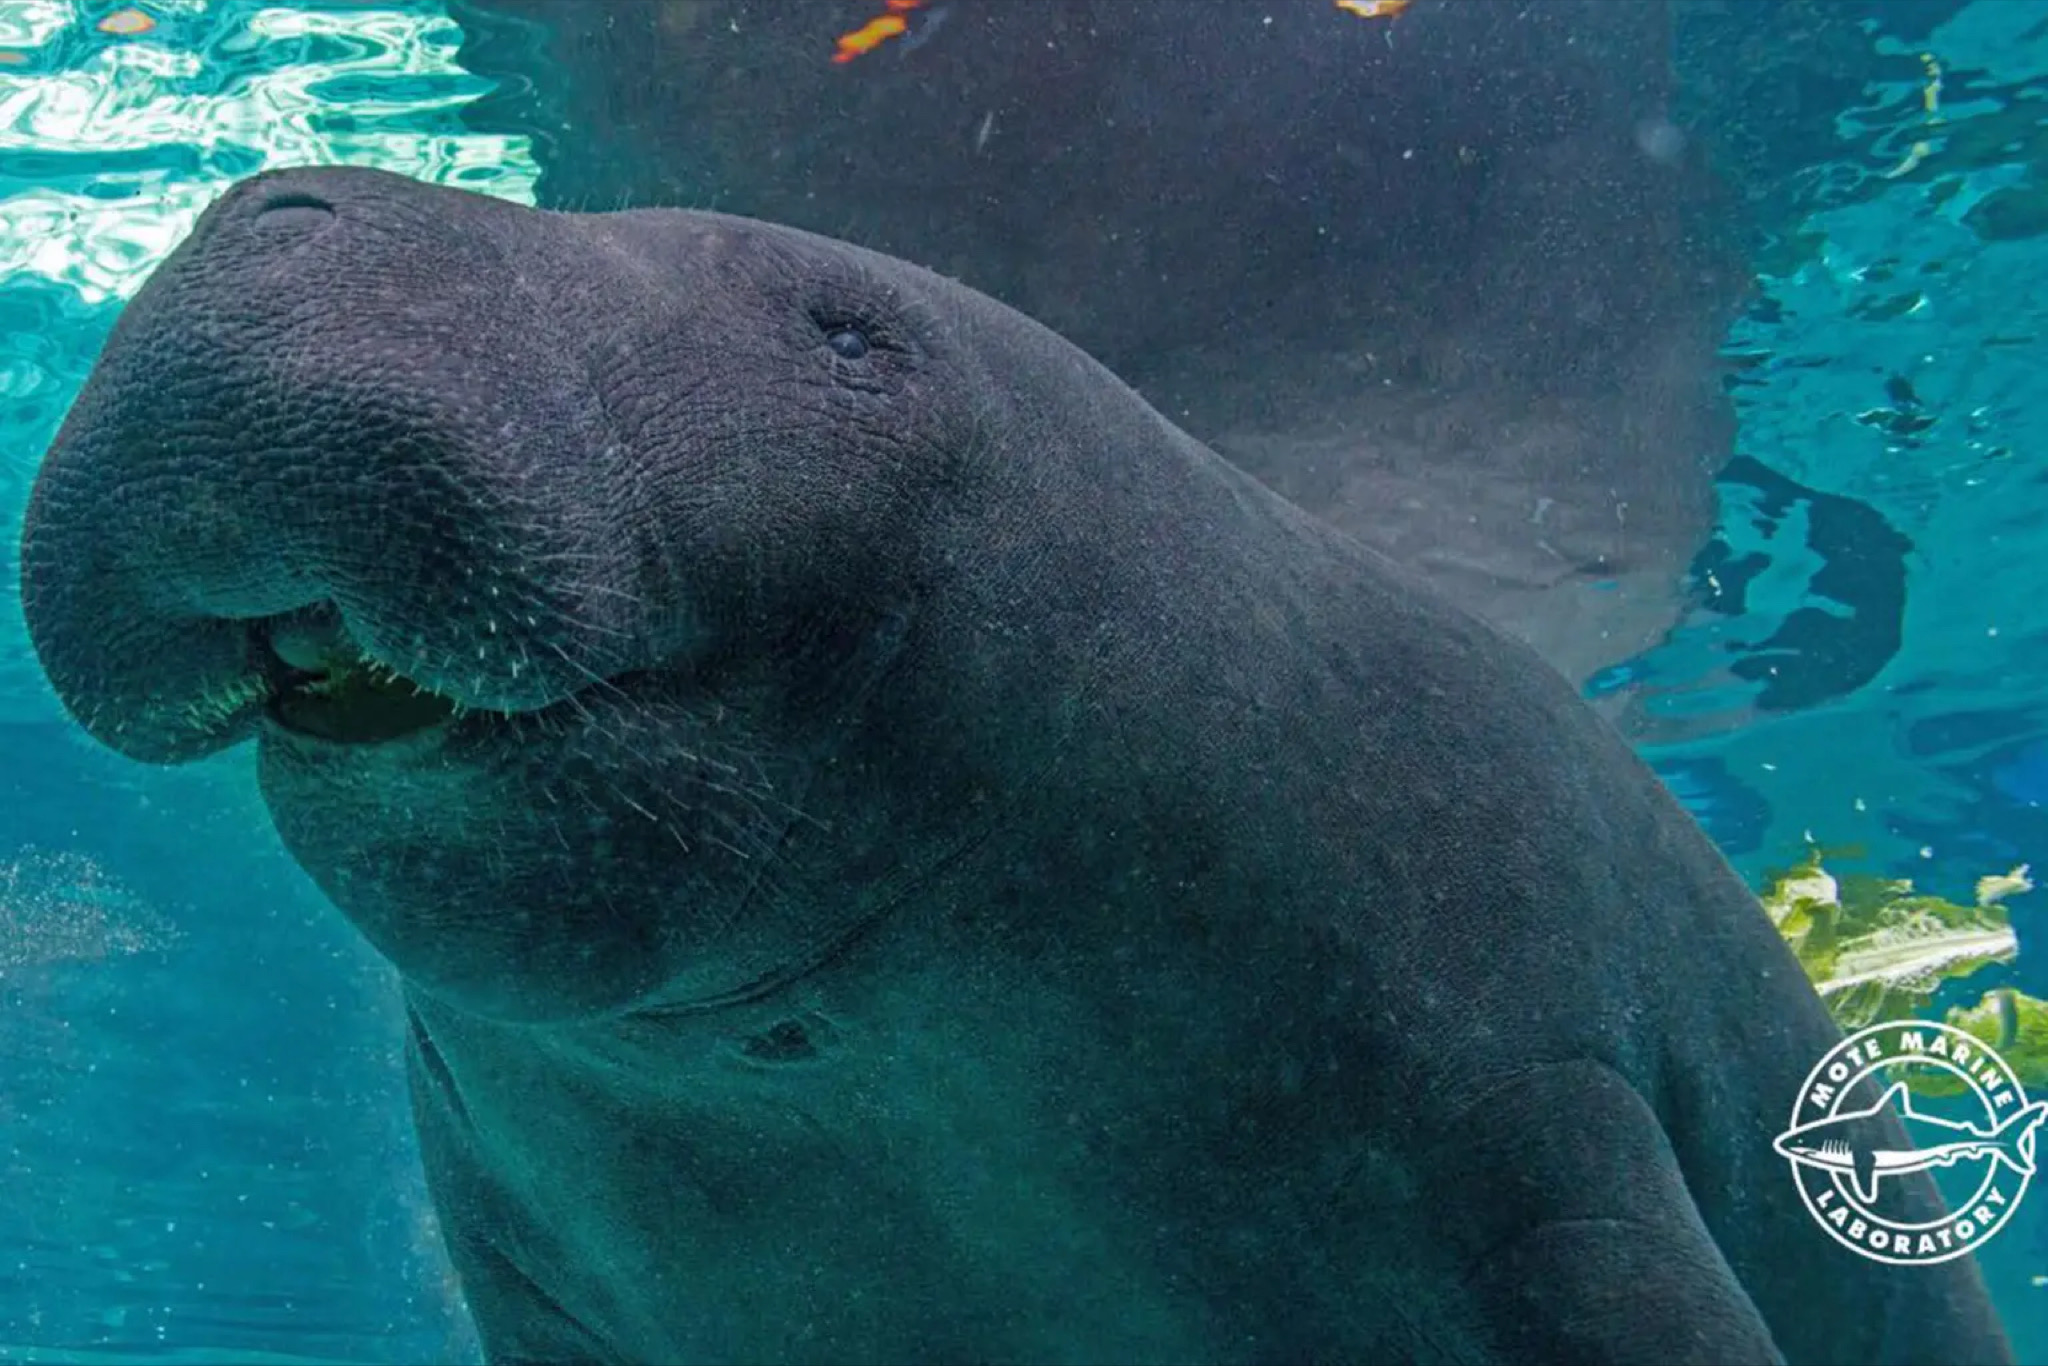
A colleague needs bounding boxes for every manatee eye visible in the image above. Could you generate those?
[824,325,871,360]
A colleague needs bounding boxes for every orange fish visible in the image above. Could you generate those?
[833,0,927,65]
[0,51,26,65]
[1336,0,1412,17]
[96,7,156,36]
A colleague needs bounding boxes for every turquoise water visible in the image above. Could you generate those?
[0,4,514,1360]
[1,0,2047,1361]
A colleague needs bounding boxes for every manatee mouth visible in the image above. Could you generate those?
[265,656,462,746]
[256,604,460,746]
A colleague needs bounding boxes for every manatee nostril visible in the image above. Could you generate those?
[252,190,335,234]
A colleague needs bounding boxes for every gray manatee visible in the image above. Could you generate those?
[19,166,2012,1365]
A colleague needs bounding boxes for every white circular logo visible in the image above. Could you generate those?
[1776,1019,2044,1265]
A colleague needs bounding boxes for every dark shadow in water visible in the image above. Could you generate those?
[1593,453,1913,747]
[1698,455,1911,713]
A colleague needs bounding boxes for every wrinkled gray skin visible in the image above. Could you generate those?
[21,167,2012,1365]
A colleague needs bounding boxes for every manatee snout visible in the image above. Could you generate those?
[20,166,652,764]
[18,165,978,1020]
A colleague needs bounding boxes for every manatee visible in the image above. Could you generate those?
[19,165,2012,1365]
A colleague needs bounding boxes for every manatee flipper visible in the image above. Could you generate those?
[1442,1061,1784,1366]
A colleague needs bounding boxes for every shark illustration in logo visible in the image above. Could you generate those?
[1774,1081,2048,1203]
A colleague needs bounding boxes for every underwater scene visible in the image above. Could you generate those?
[4,0,2048,1361]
